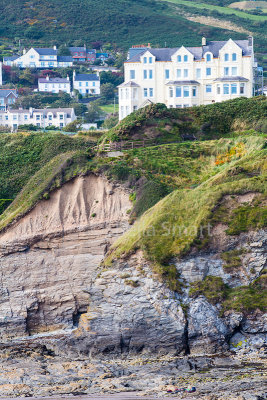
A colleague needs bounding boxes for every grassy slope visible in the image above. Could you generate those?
[162,0,267,20]
[0,0,263,51]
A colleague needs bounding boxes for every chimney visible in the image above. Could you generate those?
[23,48,27,55]
[202,37,206,46]
[29,107,33,115]
[46,75,49,81]
[67,75,69,81]
[148,43,151,48]
[53,45,57,50]
[248,35,253,47]
[73,70,76,80]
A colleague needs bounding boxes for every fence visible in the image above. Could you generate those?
[97,139,155,152]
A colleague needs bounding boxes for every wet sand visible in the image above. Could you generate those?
[0,395,175,400]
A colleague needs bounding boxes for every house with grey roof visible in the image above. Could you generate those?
[119,37,255,120]
[3,46,73,69]
[38,75,71,94]
[0,107,76,131]
[0,89,18,111]
[73,71,100,96]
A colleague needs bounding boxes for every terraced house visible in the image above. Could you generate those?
[118,37,255,120]
[3,47,73,68]
[0,107,76,131]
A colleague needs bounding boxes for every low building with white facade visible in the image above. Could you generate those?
[3,47,73,68]
[118,37,255,120]
[73,71,100,96]
[38,76,71,94]
[0,107,76,131]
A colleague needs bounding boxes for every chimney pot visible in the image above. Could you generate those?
[53,45,57,50]
[202,37,206,46]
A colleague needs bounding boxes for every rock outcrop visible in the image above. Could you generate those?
[0,174,131,340]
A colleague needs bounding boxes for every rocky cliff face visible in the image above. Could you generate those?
[0,178,266,357]
[0,174,131,340]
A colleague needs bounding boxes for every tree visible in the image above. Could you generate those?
[63,120,82,132]
[58,45,71,56]
[103,113,118,129]
[85,102,102,123]
[73,103,87,116]
[101,83,115,102]
[93,58,102,66]
[100,71,123,86]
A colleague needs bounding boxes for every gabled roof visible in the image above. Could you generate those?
[74,73,99,81]
[126,39,252,63]
[34,48,58,55]
[0,89,18,98]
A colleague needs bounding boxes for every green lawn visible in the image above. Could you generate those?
[160,0,267,21]
[100,104,119,114]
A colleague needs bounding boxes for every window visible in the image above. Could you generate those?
[93,82,95,86]
[169,87,173,97]
[48,115,52,120]
[240,83,245,94]
[144,57,147,64]
[177,69,181,78]
[183,104,189,108]
[224,53,229,61]
[223,84,229,95]
[232,53,237,61]
[125,88,129,99]
[176,105,182,108]
[149,70,153,79]
[130,70,135,79]
[224,67,229,76]
[120,89,124,100]
[79,82,82,87]
[176,86,182,97]
[206,53,211,62]
[143,70,147,79]
[60,123,64,128]
[86,82,88,86]
[24,115,28,120]
[5,116,8,120]
[184,55,188,62]
[60,114,64,120]
[165,69,170,79]
[206,84,212,93]
[183,86,189,97]
[149,57,153,64]
[196,68,201,79]
[192,86,197,97]
[36,115,40,120]
[144,88,148,97]
[177,55,182,62]
[231,83,237,94]
[206,67,211,76]
[149,88,153,97]
[184,69,188,78]
[13,115,17,120]
[217,84,221,95]
[133,106,138,111]
[37,123,40,127]
[232,67,237,76]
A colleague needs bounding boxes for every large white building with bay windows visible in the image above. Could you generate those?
[118,37,255,120]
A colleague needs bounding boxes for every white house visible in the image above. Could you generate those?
[0,89,18,111]
[73,71,100,96]
[38,76,71,94]
[3,47,73,68]
[118,37,255,120]
[0,107,76,130]
[0,62,2,86]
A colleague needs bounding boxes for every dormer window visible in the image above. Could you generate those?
[232,53,237,61]
[184,55,188,62]
[206,53,212,62]
[224,53,229,62]
[177,55,182,62]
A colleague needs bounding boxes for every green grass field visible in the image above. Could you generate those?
[100,104,119,114]
[161,0,267,21]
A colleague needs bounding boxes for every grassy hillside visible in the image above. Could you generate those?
[0,0,264,52]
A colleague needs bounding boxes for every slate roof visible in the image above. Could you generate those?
[58,56,73,62]
[6,108,74,115]
[38,78,70,83]
[214,76,249,82]
[118,81,140,88]
[126,39,252,63]
[34,48,58,55]
[0,89,18,98]
[69,47,86,52]
[3,56,19,61]
[74,73,99,81]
